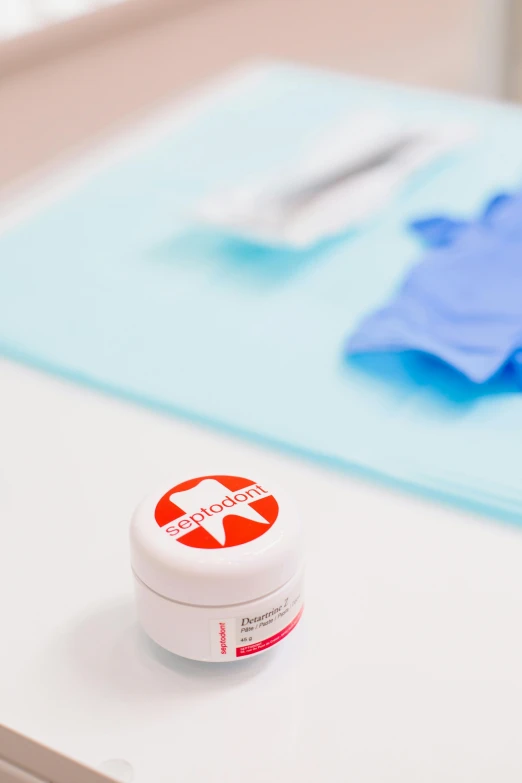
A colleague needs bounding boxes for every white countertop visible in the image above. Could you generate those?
[2,67,522,782]
[2,355,522,782]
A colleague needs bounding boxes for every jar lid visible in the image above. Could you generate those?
[130,473,304,607]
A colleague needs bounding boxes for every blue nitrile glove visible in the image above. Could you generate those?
[346,192,522,385]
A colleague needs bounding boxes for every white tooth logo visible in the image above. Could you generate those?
[170,478,271,546]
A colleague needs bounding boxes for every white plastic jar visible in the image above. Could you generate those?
[130,472,304,662]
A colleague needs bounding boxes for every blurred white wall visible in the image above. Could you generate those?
[0,0,126,39]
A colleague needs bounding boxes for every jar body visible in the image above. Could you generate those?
[133,568,304,662]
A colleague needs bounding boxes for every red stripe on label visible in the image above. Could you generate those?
[236,606,304,657]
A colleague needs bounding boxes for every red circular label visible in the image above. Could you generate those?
[155,475,279,549]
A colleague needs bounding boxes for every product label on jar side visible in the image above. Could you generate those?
[210,583,303,661]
